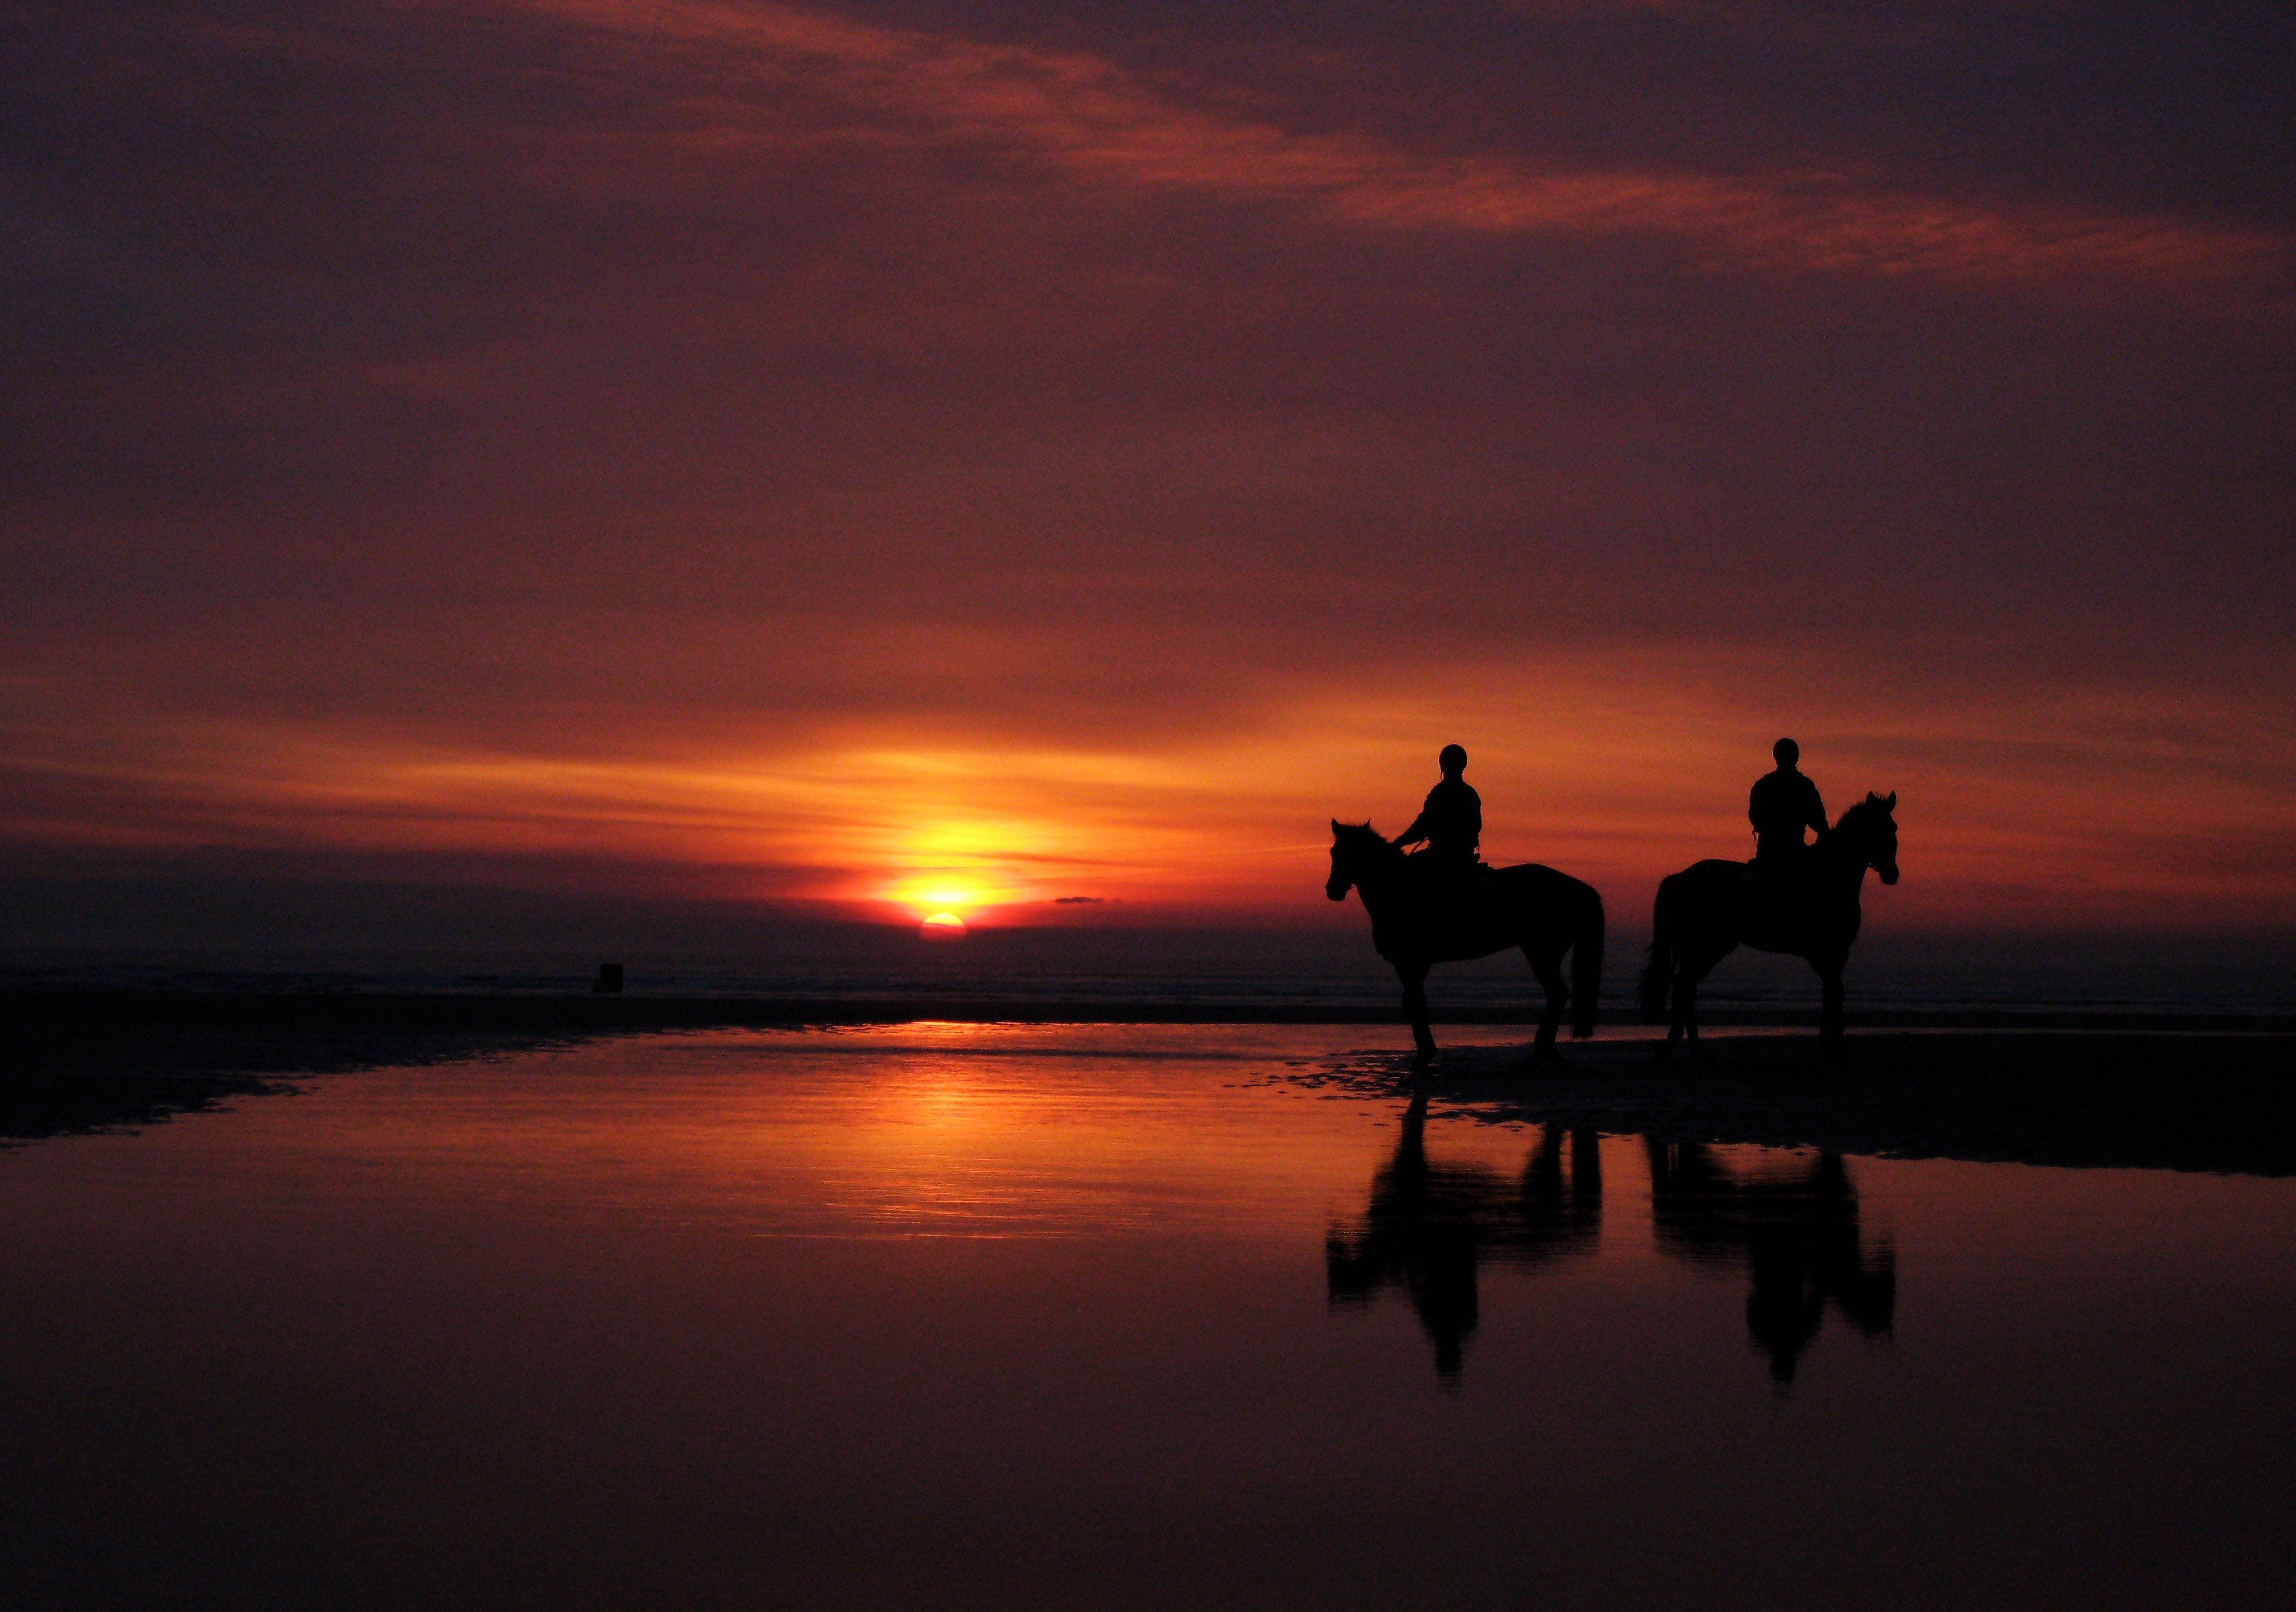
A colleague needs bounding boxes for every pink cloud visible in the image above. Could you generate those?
[492,0,2289,305]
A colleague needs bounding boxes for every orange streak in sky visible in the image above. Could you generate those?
[7,649,2290,930]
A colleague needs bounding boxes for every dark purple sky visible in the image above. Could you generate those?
[4,0,2291,935]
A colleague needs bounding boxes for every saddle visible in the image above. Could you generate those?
[1402,851,1494,919]
[1743,853,1817,941]
[1403,849,1487,880]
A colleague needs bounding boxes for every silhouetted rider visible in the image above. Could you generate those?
[1393,744,1482,873]
[1750,737,1827,868]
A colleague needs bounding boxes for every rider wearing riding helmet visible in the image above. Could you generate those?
[1393,744,1483,873]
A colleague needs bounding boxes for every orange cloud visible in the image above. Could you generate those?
[9,644,2290,932]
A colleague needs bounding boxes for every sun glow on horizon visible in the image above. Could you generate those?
[877,814,1073,921]
[13,664,2291,936]
[886,877,1002,921]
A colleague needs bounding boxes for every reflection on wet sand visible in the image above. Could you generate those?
[5,1026,2294,1607]
[1331,1101,1894,1385]
[1647,1140,1896,1385]
[1326,1094,1603,1381]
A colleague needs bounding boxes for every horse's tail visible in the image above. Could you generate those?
[1639,876,1676,1023]
[1571,884,1604,1038]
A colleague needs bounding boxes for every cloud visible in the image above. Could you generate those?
[1494,0,2060,50]
[493,0,2289,305]
[8,639,2291,928]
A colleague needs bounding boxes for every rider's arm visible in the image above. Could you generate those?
[1392,812,1430,848]
[1805,784,1828,836]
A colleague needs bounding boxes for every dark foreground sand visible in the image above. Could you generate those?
[3,989,2291,1174]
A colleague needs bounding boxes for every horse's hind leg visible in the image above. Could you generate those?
[1658,965,1686,1059]
[1527,948,1566,1064]
[1399,966,1437,1067]
[1675,951,1721,1058]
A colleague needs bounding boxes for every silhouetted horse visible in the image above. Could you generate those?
[1639,792,1898,1051]
[1327,822,1604,1065]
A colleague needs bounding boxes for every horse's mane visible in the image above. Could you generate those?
[1333,820,1402,859]
[1833,792,1895,836]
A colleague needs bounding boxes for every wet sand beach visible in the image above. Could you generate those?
[8,988,2291,1174]
[3,1020,2294,1609]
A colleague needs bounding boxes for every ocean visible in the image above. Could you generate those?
[8,921,2293,1018]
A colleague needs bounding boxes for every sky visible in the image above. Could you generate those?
[3,0,2292,949]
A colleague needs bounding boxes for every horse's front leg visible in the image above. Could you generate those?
[1815,956,1846,1050]
[1399,965,1437,1066]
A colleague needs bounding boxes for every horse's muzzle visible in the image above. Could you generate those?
[1879,864,1900,885]
[1325,880,1348,902]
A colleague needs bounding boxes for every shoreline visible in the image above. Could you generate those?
[5,989,2293,1169]
[10,985,2294,1036]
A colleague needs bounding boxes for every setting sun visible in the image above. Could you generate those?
[890,882,987,919]
[919,913,967,941]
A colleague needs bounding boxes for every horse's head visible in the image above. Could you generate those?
[1327,820,1386,901]
[1838,791,1899,884]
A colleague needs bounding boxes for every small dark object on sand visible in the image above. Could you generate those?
[592,963,624,994]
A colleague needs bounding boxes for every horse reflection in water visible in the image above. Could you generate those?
[1329,1103,1895,1385]
[1326,1093,1603,1383]
[1646,1139,1896,1386]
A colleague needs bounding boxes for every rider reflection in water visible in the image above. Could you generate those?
[1392,744,1483,876]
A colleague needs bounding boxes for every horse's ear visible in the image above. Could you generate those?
[1885,791,1897,810]
[1330,818,1343,834]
